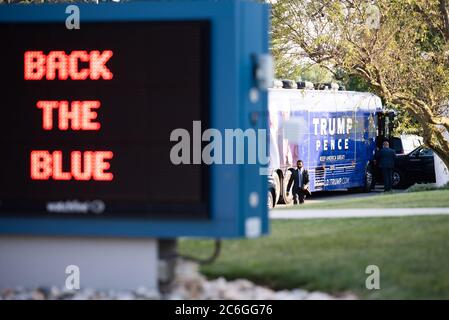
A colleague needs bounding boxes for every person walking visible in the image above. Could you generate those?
[377,140,397,192]
[286,160,310,205]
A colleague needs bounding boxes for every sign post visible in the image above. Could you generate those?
[0,1,270,291]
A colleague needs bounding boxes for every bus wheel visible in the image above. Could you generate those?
[273,172,281,205]
[363,166,374,193]
[267,190,275,209]
[279,169,293,205]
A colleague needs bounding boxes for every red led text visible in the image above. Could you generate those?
[26,48,116,182]
[31,150,114,181]
[24,50,113,80]
[37,100,101,131]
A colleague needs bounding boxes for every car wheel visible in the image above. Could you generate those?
[392,169,407,189]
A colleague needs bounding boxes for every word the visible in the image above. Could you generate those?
[31,150,113,181]
[24,50,113,80]
[37,100,101,131]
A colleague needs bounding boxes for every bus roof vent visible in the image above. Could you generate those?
[297,81,314,90]
[315,82,340,90]
[331,83,340,90]
[272,79,283,88]
[281,79,296,89]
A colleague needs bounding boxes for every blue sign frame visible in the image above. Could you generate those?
[0,0,269,238]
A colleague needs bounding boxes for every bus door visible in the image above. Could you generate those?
[376,111,395,149]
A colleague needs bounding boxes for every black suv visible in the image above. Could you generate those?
[393,146,436,188]
[390,136,405,155]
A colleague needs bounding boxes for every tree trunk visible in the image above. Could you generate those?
[427,132,449,173]
[439,0,449,41]
[417,119,449,172]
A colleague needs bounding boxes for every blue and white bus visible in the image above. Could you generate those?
[268,80,394,206]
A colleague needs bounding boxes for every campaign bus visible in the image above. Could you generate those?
[268,80,394,206]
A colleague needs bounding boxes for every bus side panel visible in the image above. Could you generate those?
[302,109,376,192]
[268,90,380,193]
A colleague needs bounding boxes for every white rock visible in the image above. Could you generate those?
[166,292,185,300]
[234,279,254,290]
[222,287,245,300]
[273,290,297,300]
[290,289,309,300]
[175,260,201,281]
[337,293,358,300]
[305,291,335,300]
[253,287,276,300]
[135,286,160,300]
[115,291,135,300]
[50,286,60,298]
[72,292,90,300]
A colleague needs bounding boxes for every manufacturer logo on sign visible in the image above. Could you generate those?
[46,200,105,214]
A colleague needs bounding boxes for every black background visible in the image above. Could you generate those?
[0,21,210,218]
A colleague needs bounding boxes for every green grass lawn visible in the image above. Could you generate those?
[179,216,449,299]
[289,189,449,209]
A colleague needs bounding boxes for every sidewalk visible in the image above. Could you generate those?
[270,208,449,220]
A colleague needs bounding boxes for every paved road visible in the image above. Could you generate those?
[274,185,405,209]
[270,208,449,220]
[271,185,449,219]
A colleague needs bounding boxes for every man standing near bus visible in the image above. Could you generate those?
[286,160,310,205]
[377,140,397,192]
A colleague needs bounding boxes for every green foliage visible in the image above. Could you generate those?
[298,63,333,83]
[392,109,422,135]
[406,182,449,193]
[345,75,371,92]
[271,0,449,166]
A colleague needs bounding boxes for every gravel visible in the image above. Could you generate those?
[0,260,357,300]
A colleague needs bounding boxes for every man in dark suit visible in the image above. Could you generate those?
[377,140,397,192]
[286,160,310,205]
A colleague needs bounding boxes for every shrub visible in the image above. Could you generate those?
[406,182,449,193]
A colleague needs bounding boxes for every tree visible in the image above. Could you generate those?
[271,0,449,168]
